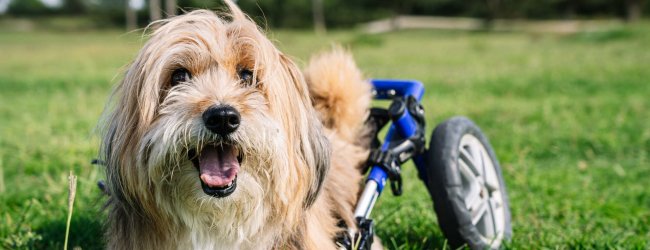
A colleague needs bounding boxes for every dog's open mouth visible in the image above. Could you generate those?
[189,143,243,198]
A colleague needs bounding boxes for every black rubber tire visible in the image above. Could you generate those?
[422,116,512,249]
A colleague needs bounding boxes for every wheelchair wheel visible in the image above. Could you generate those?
[423,116,511,249]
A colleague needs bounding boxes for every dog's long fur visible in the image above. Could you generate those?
[100,2,372,249]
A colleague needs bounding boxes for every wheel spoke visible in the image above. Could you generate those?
[460,147,481,177]
[470,197,489,225]
[488,195,504,235]
[458,159,478,182]
[468,143,484,176]
[483,165,500,192]
[465,187,481,208]
[484,174,500,192]
[480,204,496,238]
[475,145,500,192]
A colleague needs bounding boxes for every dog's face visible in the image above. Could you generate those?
[101,4,329,239]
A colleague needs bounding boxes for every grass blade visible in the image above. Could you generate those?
[64,171,78,250]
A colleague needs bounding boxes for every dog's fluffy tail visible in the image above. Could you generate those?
[304,47,372,143]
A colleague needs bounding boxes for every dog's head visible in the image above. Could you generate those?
[100,2,329,235]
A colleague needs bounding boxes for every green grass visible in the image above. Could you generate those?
[1,23,649,249]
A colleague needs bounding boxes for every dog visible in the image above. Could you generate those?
[99,1,373,249]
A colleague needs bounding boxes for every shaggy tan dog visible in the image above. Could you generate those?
[99,1,372,249]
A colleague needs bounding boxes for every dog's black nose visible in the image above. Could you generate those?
[202,105,240,136]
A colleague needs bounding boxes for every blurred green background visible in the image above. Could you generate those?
[1,0,649,249]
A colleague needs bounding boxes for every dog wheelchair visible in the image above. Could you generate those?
[338,80,512,250]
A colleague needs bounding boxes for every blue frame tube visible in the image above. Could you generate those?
[366,80,424,196]
[371,79,425,101]
[354,79,425,218]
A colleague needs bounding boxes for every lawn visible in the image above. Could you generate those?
[0,23,649,249]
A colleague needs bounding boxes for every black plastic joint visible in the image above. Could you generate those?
[388,97,406,121]
[353,217,374,250]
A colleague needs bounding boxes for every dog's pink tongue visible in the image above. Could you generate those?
[199,145,239,188]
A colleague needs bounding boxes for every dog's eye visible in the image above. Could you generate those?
[171,68,191,87]
[238,68,254,86]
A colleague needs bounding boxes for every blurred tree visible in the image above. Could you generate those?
[150,0,162,21]
[87,0,148,28]
[126,0,137,30]
[8,0,54,16]
[5,0,646,29]
[574,0,620,18]
[62,0,86,15]
[485,0,500,28]
[625,0,643,21]
[165,0,176,16]
[177,0,220,10]
[271,0,286,27]
[312,0,325,34]
[564,0,578,19]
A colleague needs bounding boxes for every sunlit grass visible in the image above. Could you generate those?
[1,23,649,248]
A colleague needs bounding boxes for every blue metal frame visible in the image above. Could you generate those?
[367,79,424,193]
[353,79,426,221]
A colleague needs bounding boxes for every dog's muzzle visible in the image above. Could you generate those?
[186,105,243,198]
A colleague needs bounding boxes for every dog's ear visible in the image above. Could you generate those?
[99,46,163,208]
[278,54,331,208]
[302,115,331,208]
